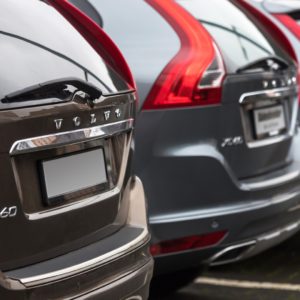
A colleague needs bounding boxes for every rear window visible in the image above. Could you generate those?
[177,0,290,73]
[0,0,129,103]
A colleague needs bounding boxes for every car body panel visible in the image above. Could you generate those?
[0,0,152,297]
[0,178,153,299]
[75,0,300,276]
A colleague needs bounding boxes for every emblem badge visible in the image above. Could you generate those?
[73,116,81,127]
[0,206,17,218]
[104,110,111,121]
[90,113,97,124]
[54,119,63,130]
[221,136,243,148]
[262,81,268,89]
[115,108,121,118]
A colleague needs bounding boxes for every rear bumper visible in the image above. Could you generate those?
[151,193,300,275]
[74,259,153,300]
[151,170,300,274]
[145,128,300,275]
[0,177,153,299]
[208,219,300,266]
[135,82,300,276]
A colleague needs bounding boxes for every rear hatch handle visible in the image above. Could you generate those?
[1,77,102,105]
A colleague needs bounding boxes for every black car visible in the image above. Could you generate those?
[0,1,152,299]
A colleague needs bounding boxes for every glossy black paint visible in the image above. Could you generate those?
[0,0,129,100]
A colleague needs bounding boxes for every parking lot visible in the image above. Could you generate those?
[153,232,300,300]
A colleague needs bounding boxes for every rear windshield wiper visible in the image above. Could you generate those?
[236,56,290,73]
[1,77,102,104]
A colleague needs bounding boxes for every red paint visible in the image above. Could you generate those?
[150,231,227,256]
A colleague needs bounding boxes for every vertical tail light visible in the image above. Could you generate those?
[47,0,135,90]
[273,14,300,40]
[142,0,225,110]
[235,1,297,61]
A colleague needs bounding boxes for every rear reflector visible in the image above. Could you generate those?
[143,0,224,110]
[150,231,227,256]
[47,0,135,89]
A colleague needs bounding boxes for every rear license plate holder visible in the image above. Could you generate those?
[39,148,108,206]
[253,105,286,139]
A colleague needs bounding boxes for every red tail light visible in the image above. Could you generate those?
[47,0,135,89]
[272,14,300,102]
[150,231,227,256]
[273,14,300,41]
[143,0,224,110]
[235,1,297,64]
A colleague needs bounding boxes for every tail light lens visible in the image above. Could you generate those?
[47,0,135,90]
[273,14,300,41]
[236,1,297,61]
[194,43,225,105]
[272,13,300,103]
[143,0,225,110]
[150,231,227,256]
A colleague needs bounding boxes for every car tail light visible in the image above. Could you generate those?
[195,43,226,104]
[236,1,297,62]
[273,14,300,41]
[47,0,135,89]
[142,0,225,110]
[150,231,227,256]
[272,14,300,103]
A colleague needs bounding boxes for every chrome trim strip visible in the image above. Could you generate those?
[240,170,300,191]
[257,221,300,242]
[239,87,296,104]
[150,191,299,224]
[27,187,120,220]
[16,228,148,287]
[10,119,134,155]
[209,220,300,266]
[246,134,292,148]
[26,133,133,220]
[208,241,257,266]
[239,86,298,148]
